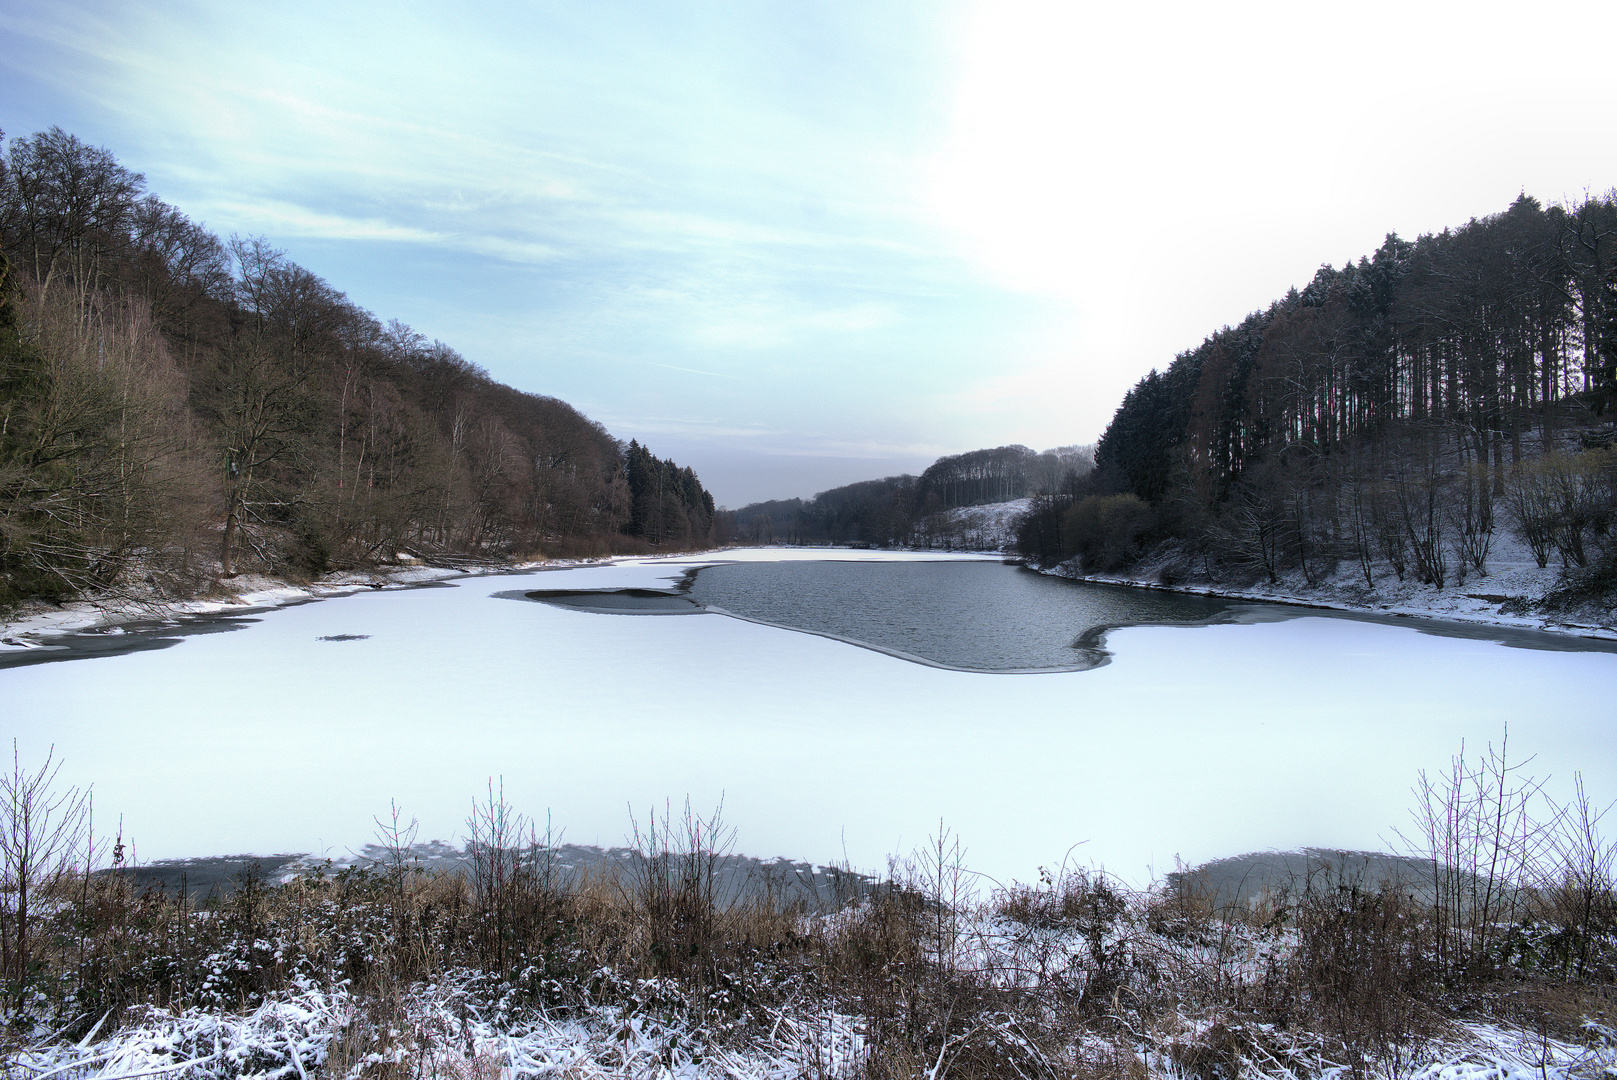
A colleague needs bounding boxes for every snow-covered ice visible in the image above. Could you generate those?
[3,548,1613,888]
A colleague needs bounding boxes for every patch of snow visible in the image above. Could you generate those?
[912,499,1030,552]
[1414,1021,1617,1080]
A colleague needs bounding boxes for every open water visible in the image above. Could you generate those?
[525,558,1617,672]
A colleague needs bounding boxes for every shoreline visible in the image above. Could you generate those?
[0,545,1006,652]
[1027,559,1617,643]
[0,548,742,659]
[0,557,612,651]
[5,543,1613,660]
[0,564,476,650]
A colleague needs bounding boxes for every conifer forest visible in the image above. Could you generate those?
[1013,192,1617,604]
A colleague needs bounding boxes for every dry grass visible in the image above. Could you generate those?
[4,775,1615,1079]
[6,852,1614,1080]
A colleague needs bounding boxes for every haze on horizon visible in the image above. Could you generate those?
[3,0,1615,507]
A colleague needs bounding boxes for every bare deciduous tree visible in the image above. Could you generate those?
[0,742,91,990]
[1394,730,1558,977]
[1,266,197,604]
[1539,774,1616,980]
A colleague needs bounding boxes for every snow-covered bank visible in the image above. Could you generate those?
[0,547,1000,650]
[0,563,482,647]
[1039,529,1617,642]
[10,961,1611,1080]
[10,866,1614,1080]
[3,968,867,1080]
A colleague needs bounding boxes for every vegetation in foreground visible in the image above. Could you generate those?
[2,740,1613,1079]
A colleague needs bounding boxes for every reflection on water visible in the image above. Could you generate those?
[504,588,703,615]
[521,558,1617,674]
[684,560,1238,671]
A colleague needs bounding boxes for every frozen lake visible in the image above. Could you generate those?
[5,548,1614,888]
[680,559,1611,671]
[522,558,1246,670]
[685,559,1238,670]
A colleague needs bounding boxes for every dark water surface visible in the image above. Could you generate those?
[687,560,1239,670]
[523,558,1617,673]
[0,612,259,668]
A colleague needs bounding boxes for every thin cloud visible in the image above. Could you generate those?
[645,362,744,381]
[9,0,1609,508]
[203,200,443,244]
[605,416,777,439]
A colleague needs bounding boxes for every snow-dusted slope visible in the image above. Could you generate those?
[911,498,1030,551]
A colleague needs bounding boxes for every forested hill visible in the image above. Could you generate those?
[1018,192,1617,602]
[733,444,1092,546]
[0,127,717,609]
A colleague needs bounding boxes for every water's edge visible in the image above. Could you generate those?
[514,559,1617,675]
[10,549,1615,670]
[1024,559,1617,643]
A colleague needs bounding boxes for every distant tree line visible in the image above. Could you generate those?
[1017,193,1617,600]
[0,127,715,608]
[732,444,1092,547]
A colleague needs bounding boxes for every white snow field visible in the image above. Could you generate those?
[4,547,1614,889]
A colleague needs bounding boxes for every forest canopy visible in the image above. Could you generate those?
[1017,192,1617,599]
[0,127,717,609]
[731,444,1092,547]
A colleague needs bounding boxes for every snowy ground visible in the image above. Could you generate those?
[3,547,1612,891]
[2,978,866,1080]
[8,967,1611,1080]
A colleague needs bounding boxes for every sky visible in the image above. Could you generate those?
[4,0,1617,506]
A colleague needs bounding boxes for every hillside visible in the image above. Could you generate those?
[0,128,718,612]
[1017,193,1617,623]
[910,497,1029,552]
[732,444,1091,548]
